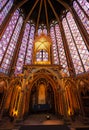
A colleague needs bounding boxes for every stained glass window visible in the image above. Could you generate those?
[50,26,59,64]
[36,50,48,62]
[55,24,69,75]
[0,16,23,74]
[77,0,89,16]
[38,28,42,36]
[43,50,48,61]
[38,25,47,36]
[43,26,47,35]
[25,25,35,64]
[73,1,89,34]
[0,10,19,63]
[36,51,42,61]
[0,0,14,26]
[66,12,89,72]
[43,28,47,35]
[15,23,30,75]
[0,0,8,10]
[62,17,84,74]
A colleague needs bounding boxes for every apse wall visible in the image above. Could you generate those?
[0,0,89,76]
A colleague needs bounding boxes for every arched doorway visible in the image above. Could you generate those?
[29,78,55,114]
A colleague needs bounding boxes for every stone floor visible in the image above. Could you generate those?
[0,114,89,130]
[23,113,63,125]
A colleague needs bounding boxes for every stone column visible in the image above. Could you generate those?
[17,78,26,120]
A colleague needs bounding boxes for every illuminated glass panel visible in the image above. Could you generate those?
[15,23,30,75]
[62,18,84,74]
[25,25,35,64]
[0,16,23,74]
[0,0,14,25]
[73,1,89,34]
[38,25,47,36]
[0,10,19,63]
[38,28,42,36]
[36,50,48,62]
[0,0,8,10]
[67,12,89,72]
[43,50,48,61]
[43,28,47,35]
[55,24,69,75]
[50,26,59,64]
[43,26,47,35]
[77,0,89,16]
[36,50,42,61]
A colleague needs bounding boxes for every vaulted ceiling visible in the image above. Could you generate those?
[14,0,73,26]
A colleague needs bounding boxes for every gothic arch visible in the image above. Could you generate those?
[28,75,56,114]
[24,68,62,114]
[27,67,62,89]
[63,79,80,116]
[5,78,22,116]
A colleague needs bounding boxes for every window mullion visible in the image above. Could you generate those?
[66,17,85,72]
[0,0,9,12]
[0,14,20,66]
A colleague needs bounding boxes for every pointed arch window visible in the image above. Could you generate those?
[0,10,19,63]
[34,34,51,65]
[38,25,47,36]
[55,24,69,75]
[50,26,59,64]
[38,28,42,36]
[15,23,30,75]
[0,0,8,10]
[73,1,89,34]
[62,12,89,75]
[0,0,14,26]
[25,25,35,65]
[0,16,23,74]
[43,26,47,35]
[66,12,89,72]
[62,17,84,74]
